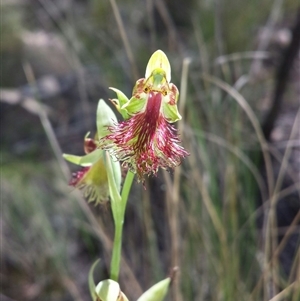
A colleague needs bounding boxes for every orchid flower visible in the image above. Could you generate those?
[63,100,121,204]
[100,50,188,181]
[67,134,109,204]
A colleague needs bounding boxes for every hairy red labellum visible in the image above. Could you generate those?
[100,91,188,181]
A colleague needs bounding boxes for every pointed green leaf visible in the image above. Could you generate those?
[137,278,171,301]
[145,50,171,82]
[97,99,118,139]
[95,279,120,301]
[63,149,103,166]
[89,259,101,301]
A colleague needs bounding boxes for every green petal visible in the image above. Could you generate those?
[162,102,182,123]
[109,87,130,107]
[109,87,130,120]
[145,50,171,82]
[137,278,171,301]
[63,149,103,166]
[122,96,147,116]
[97,99,118,139]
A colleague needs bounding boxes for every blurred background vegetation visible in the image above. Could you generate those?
[1,0,300,300]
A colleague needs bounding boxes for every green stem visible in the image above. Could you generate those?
[110,171,135,281]
[110,220,123,281]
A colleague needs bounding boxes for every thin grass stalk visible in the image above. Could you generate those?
[200,74,276,299]
[267,108,300,298]
[196,130,267,201]
[268,280,300,301]
[267,144,300,189]
[186,137,229,267]
[146,0,156,51]
[153,0,179,51]
[142,181,164,282]
[250,0,284,77]
[215,51,270,66]
[192,17,210,75]
[11,61,85,300]
[236,182,300,249]
[251,109,300,299]
[187,145,233,299]
[168,58,191,301]
[39,0,93,131]
[271,108,300,206]
[213,0,225,57]
[200,73,274,197]
[275,211,300,268]
[290,250,300,301]
[172,58,191,301]
[109,0,138,80]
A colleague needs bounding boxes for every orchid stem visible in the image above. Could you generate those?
[110,171,135,281]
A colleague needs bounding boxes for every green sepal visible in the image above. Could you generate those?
[162,102,182,123]
[88,259,100,301]
[137,278,171,301]
[97,99,117,139]
[96,99,121,191]
[122,96,147,116]
[63,149,103,167]
[104,152,122,204]
[110,155,122,194]
[109,87,130,120]
[145,50,171,83]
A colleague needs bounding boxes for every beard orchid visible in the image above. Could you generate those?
[100,50,189,181]
[63,100,121,204]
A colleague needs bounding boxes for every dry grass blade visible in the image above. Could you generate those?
[192,129,267,201]
[109,0,138,79]
[163,57,191,301]
[200,73,274,198]
[268,280,300,301]
[250,109,300,299]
